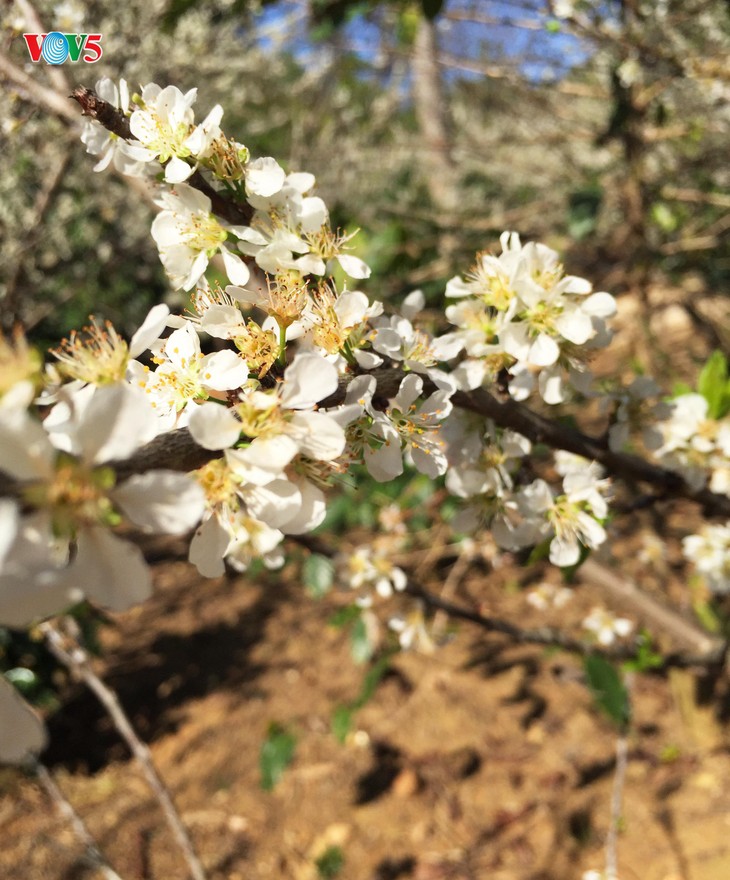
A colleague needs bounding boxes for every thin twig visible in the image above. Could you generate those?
[430,541,475,640]
[40,619,208,880]
[605,726,630,880]
[406,578,726,670]
[605,672,633,880]
[33,761,125,880]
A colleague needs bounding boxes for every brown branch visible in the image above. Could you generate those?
[41,619,207,880]
[3,364,728,520]
[406,580,726,671]
[292,534,727,670]
[71,86,132,139]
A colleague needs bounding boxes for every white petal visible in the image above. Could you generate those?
[0,678,47,764]
[365,435,403,482]
[335,253,371,279]
[289,412,346,460]
[236,435,299,471]
[221,249,250,286]
[549,535,581,567]
[129,303,170,358]
[164,155,194,183]
[281,479,326,534]
[200,349,249,391]
[71,528,152,611]
[394,374,423,411]
[188,402,241,450]
[299,197,328,232]
[555,309,593,345]
[281,353,338,408]
[528,333,560,367]
[76,385,159,465]
[189,515,230,577]
[113,471,205,534]
[246,157,286,197]
[245,480,301,529]
[0,413,54,481]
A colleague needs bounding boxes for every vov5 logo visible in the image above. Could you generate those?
[22,32,103,64]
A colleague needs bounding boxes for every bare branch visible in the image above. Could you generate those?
[41,619,208,880]
[33,761,126,880]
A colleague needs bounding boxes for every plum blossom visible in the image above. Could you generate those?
[683,521,730,593]
[389,604,435,652]
[188,351,345,461]
[129,83,224,184]
[80,78,152,177]
[583,607,634,646]
[337,546,407,599]
[151,184,251,290]
[131,321,249,428]
[0,384,204,625]
[439,232,616,402]
[237,172,370,279]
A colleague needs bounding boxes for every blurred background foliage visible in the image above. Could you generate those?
[1,0,728,345]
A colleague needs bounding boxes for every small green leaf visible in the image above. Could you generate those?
[671,382,693,397]
[623,630,663,672]
[350,617,374,664]
[328,605,361,629]
[4,667,37,695]
[303,554,335,599]
[259,723,296,791]
[316,845,345,878]
[332,705,353,743]
[697,351,729,418]
[583,655,631,730]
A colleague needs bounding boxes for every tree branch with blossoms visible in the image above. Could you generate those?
[2,77,730,775]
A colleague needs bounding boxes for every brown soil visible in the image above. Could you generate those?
[1,531,730,880]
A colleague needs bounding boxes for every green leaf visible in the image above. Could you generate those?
[316,846,345,878]
[671,382,693,397]
[583,655,631,730]
[331,704,353,743]
[354,653,392,707]
[697,350,729,418]
[328,605,361,629]
[623,630,663,672]
[350,616,375,664]
[303,554,335,599]
[259,723,296,791]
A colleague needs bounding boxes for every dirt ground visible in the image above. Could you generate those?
[1,525,730,880]
[2,284,730,880]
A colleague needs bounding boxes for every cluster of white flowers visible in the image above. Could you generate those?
[683,521,730,593]
[3,78,729,765]
[445,420,611,565]
[336,545,407,602]
[582,607,634,646]
[435,231,616,404]
[654,393,730,492]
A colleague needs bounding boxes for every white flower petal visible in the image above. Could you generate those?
[129,304,171,358]
[0,677,47,764]
[335,253,371,279]
[71,528,152,611]
[189,515,230,577]
[113,471,205,534]
[188,402,241,450]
